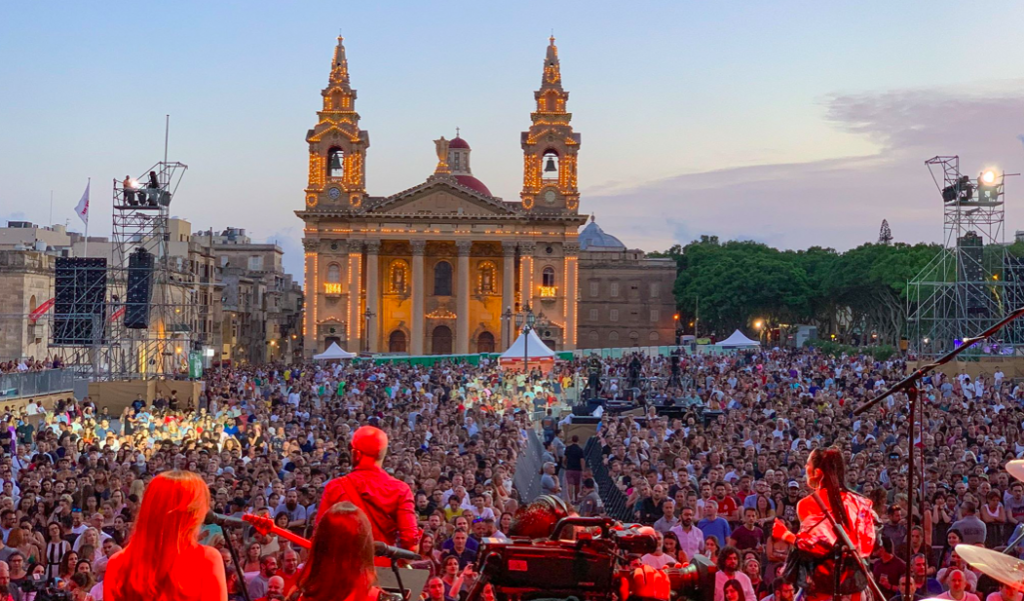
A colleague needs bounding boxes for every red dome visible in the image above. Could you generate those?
[449,136,471,149]
[455,175,492,196]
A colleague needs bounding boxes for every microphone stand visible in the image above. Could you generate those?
[390,557,409,601]
[224,529,252,601]
[852,305,1024,601]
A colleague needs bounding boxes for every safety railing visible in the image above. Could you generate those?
[583,436,633,522]
[0,368,78,399]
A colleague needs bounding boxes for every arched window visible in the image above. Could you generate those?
[388,330,407,353]
[542,150,559,181]
[326,263,341,283]
[648,331,659,342]
[389,261,408,294]
[609,331,620,343]
[328,148,345,179]
[542,266,556,287]
[477,331,495,353]
[434,261,452,296]
[478,261,496,294]
[29,295,37,313]
[588,331,599,342]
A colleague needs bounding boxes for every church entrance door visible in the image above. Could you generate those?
[432,325,453,355]
[388,330,407,353]
[477,331,495,353]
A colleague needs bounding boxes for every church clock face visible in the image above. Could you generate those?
[328,187,341,199]
[544,189,557,204]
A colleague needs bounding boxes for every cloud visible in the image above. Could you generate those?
[586,87,1024,253]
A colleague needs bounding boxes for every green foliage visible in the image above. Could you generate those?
[804,338,897,361]
[661,237,942,345]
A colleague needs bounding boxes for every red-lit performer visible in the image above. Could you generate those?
[316,426,419,564]
[104,470,226,601]
[291,501,382,601]
[773,447,877,601]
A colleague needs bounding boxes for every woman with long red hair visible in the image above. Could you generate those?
[290,501,381,601]
[772,447,877,601]
[104,471,226,601]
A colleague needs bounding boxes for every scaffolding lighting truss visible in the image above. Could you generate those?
[907,156,1024,358]
[70,160,202,381]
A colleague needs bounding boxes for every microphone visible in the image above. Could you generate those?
[205,511,247,529]
[374,541,420,562]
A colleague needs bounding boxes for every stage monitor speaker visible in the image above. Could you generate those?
[53,257,107,345]
[125,248,154,329]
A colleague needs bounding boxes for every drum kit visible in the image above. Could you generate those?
[920,460,1024,598]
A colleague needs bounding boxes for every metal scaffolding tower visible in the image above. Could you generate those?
[91,160,200,380]
[907,156,1024,357]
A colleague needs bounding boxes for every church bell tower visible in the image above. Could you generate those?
[304,36,370,210]
[520,36,580,213]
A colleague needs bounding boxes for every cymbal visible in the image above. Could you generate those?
[1007,460,1024,484]
[955,544,1024,591]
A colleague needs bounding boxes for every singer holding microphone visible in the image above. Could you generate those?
[316,426,419,563]
[104,470,227,601]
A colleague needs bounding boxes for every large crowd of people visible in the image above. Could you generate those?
[0,346,1019,601]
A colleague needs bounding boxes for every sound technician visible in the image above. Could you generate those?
[316,426,419,562]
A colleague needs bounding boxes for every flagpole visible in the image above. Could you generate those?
[83,178,90,257]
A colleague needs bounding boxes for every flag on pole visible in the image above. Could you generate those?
[74,180,90,225]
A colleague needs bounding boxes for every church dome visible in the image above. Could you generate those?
[449,136,471,150]
[579,215,627,251]
[455,175,492,196]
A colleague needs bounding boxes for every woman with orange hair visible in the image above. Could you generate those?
[104,471,226,601]
[291,501,381,601]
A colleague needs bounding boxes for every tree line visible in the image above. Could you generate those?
[649,235,1000,345]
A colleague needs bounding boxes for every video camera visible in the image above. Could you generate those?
[467,516,715,601]
[19,575,72,601]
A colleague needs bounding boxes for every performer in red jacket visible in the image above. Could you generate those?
[317,426,419,561]
[773,447,877,601]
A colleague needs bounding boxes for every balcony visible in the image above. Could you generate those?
[538,286,557,302]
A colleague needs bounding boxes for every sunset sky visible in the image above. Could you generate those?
[4,2,1024,278]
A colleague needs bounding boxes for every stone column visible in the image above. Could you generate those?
[410,240,426,355]
[302,238,318,356]
[347,240,363,352]
[501,242,516,349]
[456,240,472,354]
[564,243,579,350]
[519,242,536,312]
[365,240,380,353]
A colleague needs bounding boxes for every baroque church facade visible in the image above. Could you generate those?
[298,37,676,356]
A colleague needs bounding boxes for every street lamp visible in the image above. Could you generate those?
[515,303,535,373]
[363,308,376,354]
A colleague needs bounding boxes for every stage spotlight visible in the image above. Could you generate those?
[981,170,996,185]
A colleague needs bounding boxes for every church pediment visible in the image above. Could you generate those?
[368,179,520,216]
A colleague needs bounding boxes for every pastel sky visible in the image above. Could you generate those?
[3,2,1024,280]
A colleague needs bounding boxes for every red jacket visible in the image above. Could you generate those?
[317,464,420,553]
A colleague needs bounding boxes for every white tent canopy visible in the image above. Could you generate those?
[719,329,761,348]
[500,328,556,360]
[313,342,357,361]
